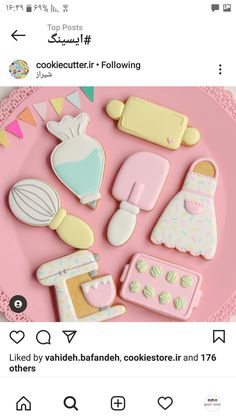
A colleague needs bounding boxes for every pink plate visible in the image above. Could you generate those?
[0,86,235,322]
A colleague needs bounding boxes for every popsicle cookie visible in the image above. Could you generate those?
[106,96,200,150]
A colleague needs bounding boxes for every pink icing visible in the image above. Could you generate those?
[184,199,204,215]
[82,279,116,308]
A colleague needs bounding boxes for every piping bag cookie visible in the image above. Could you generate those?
[47,113,105,209]
[9,178,94,249]
[151,158,218,260]
[106,96,200,150]
[107,151,170,246]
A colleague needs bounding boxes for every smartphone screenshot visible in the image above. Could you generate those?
[0,0,235,417]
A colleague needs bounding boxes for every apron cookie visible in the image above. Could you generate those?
[106,96,200,150]
[107,151,170,246]
[47,113,105,209]
[151,158,218,260]
[8,178,94,249]
[36,250,126,322]
[120,253,202,321]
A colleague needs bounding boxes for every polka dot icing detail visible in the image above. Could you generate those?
[159,291,171,304]
[181,275,193,288]
[166,271,179,284]
[143,286,155,298]
[136,260,148,273]
[150,265,163,278]
[129,281,141,293]
[174,297,186,310]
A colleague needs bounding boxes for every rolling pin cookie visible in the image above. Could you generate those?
[151,158,218,260]
[106,96,200,150]
[9,178,94,249]
[36,250,126,322]
[47,113,105,209]
[107,151,170,246]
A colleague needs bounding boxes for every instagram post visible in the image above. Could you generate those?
[0,1,235,417]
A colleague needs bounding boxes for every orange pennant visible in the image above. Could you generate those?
[18,107,37,126]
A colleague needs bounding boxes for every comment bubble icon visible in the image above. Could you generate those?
[36,330,51,345]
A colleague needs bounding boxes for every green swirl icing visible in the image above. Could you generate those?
[143,286,155,298]
[129,281,141,293]
[136,260,148,273]
[150,265,163,278]
[181,275,193,288]
[166,271,179,284]
[159,291,171,304]
[174,297,186,310]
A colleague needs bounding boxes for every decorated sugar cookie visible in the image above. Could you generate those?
[9,178,94,249]
[47,113,105,209]
[107,151,170,246]
[36,250,126,322]
[120,253,202,321]
[151,158,218,260]
[106,96,200,150]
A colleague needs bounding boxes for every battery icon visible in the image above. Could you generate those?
[26,4,32,12]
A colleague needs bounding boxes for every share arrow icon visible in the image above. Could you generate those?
[63,330,77,343]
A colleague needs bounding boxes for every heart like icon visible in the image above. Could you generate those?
[9,330,25,344]
[157,396,173,410]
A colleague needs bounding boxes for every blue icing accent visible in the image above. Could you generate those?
[55,148,103,196]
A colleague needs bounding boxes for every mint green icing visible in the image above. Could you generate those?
[143,286,155,298]
[159,291,171,304]
[150,265,163,278]
[55,148,103,196]
[136,260,148,273]
[174,297,186,310]
[166,271,179,284]
[181,275,193,288]
[129,281,141,293]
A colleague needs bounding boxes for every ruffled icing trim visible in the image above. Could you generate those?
[151,238,213,260]
[0,287,31,322]
[0,86,39,126]
[208,291,236,322]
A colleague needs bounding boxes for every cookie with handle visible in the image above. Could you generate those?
[106,96,200,150]
[47,113,105,209]
[8,178,94,249]
[107,151,170,246]
[151,158,218,260]
[36,250,126,322]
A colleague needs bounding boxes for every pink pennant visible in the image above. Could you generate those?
[33,101,47,121]
[5,120,23,139]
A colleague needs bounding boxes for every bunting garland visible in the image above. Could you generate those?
[0,88,95,147]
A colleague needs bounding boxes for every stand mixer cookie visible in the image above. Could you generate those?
[8,178,94,249]
[36,250,126,322]
[151,158,218,260]
[106,96,200,150]
[47,113,105,209]
[107,151,170,246]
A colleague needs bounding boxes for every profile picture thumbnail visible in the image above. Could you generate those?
[9,59,29,79]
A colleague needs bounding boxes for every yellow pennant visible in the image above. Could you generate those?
[0,129,10,147]
[50,98,65,116]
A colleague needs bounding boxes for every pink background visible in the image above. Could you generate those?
[0,86,235,322]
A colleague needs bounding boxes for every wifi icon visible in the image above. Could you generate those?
[51,4,59,12]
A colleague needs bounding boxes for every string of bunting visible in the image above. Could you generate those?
[0,87,94,147]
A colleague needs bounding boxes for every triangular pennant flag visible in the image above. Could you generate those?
[5,120,23,139]
[66,91,80,109]
[0,129,10,147]
[50,97,65,116]
[80,87,94,102]
[18,107,37,126]
[33,101,47,121]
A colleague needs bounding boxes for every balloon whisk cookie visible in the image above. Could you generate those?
[8,178,94,249]
[151,158,218,260]
[47,113,105,209]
